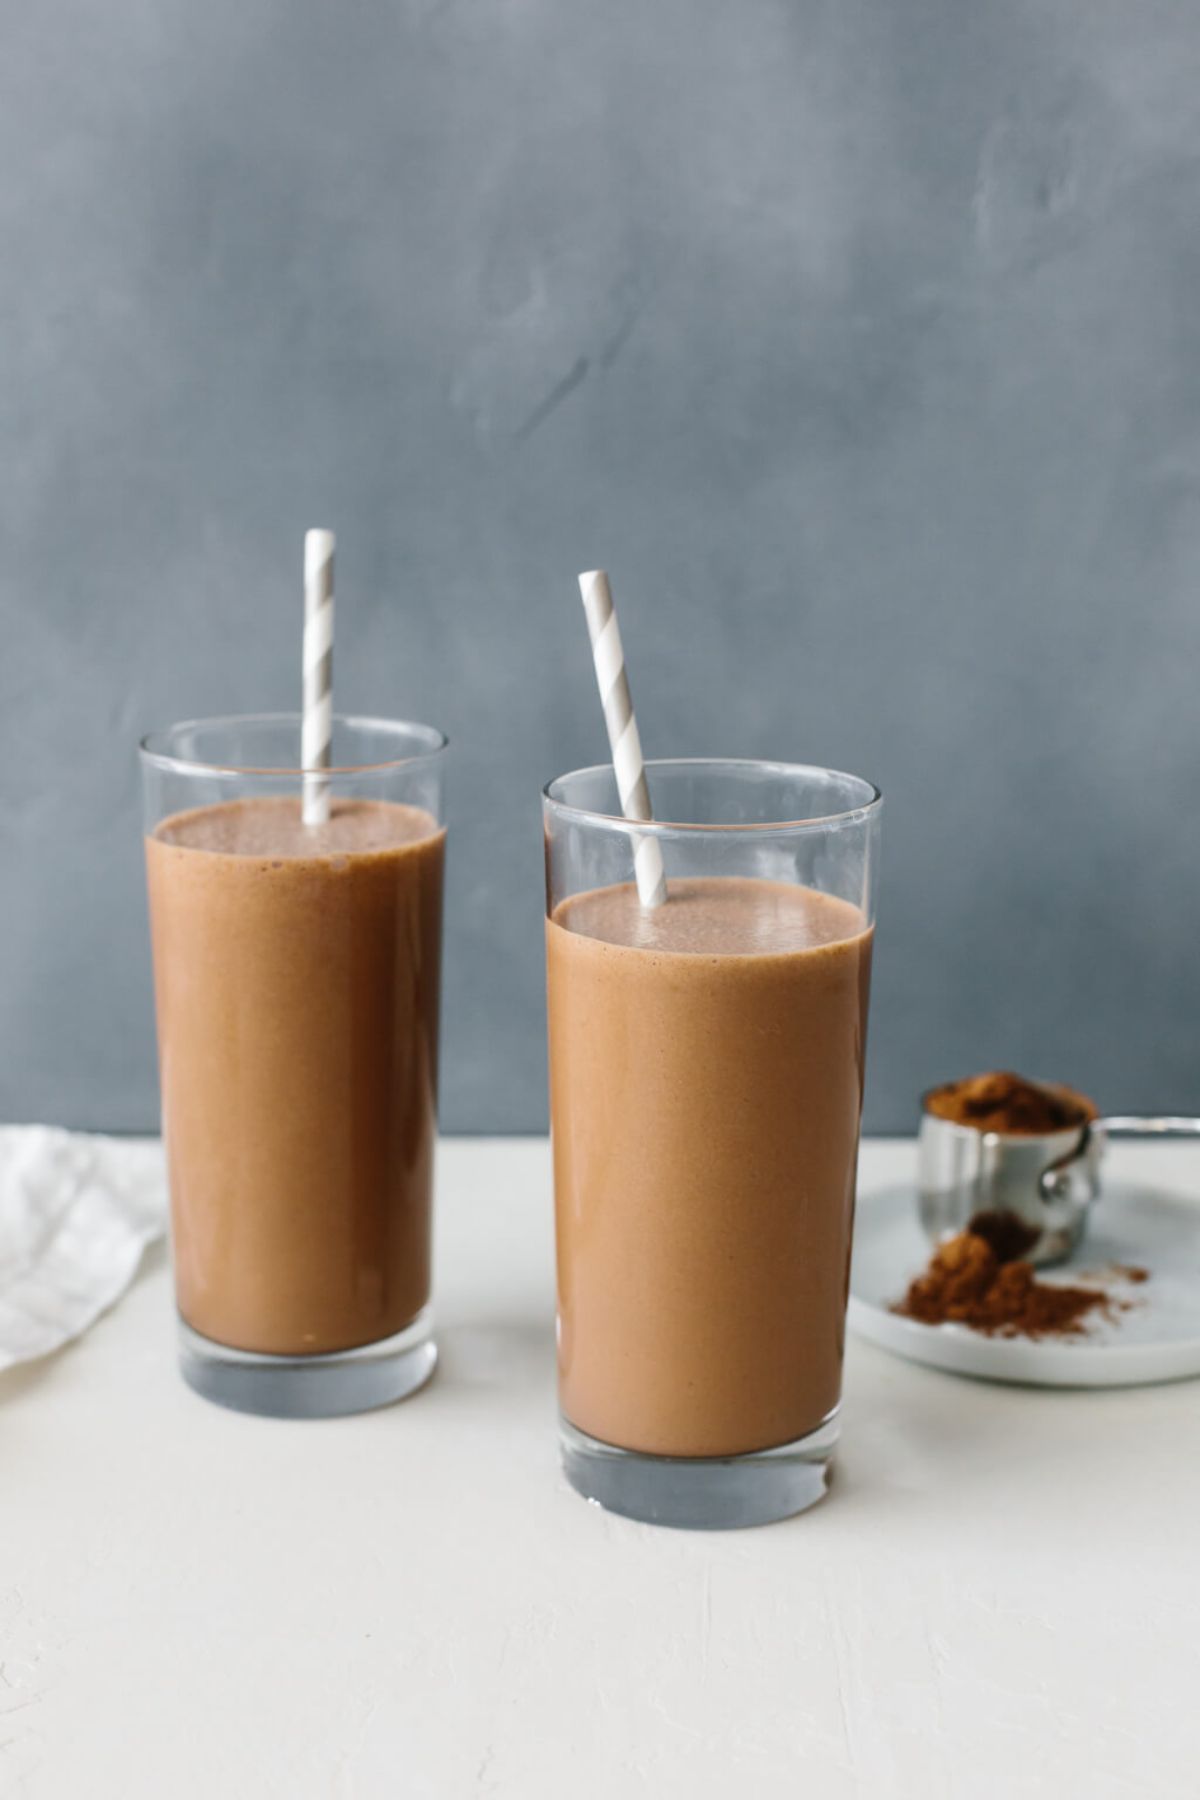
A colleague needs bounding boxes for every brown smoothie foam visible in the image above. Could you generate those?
[146,796,445,1356]
[547,876,873,1459]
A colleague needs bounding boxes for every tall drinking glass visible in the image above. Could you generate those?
[141,714,447,1418]
[544,760,881,1528]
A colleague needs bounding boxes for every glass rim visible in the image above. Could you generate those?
[139,712,449,779]
[542,757,883,837]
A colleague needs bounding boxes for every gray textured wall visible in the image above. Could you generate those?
[3,1,1199,1134]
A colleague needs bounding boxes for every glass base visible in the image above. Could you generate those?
[560,1408,839,1530]
[178,1307,436,1419]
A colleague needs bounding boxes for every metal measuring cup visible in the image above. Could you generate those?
[917,1089,1200,1267]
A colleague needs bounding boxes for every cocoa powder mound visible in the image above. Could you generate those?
[966,1208,1040,1263]
[893,1230,1123,1339]
[924,1071,1094,1136]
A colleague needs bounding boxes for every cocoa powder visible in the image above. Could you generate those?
[966,1208,1041,1263]
[893,1229,1127,1339]
[924,1071,1095,1136]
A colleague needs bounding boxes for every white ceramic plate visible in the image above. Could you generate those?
[849,1181,1200,1387]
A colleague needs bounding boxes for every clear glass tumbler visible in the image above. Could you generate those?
[140,714,447,1418]
[544,760,881,1528]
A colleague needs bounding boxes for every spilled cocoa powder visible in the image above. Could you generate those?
[893,1228,1143,1339]
[966,1208,1041,1264]
[924,1071,1095,1136]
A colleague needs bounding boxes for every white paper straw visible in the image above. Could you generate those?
[577,570,667,909]
[302,529,335,826]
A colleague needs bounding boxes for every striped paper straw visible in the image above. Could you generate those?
[577,570,667,909]
[302,529,335,826]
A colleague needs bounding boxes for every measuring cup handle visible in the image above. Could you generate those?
[1096,1116,1200,1138]
[1039,1115,1200,1206]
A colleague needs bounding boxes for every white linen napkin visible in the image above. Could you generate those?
[0,1126,167,1368]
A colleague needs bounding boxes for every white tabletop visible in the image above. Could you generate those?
[2,1137,1198,1799]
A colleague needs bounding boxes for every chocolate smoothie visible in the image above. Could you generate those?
[547,877,872,1459]
[146,796,444,1357]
